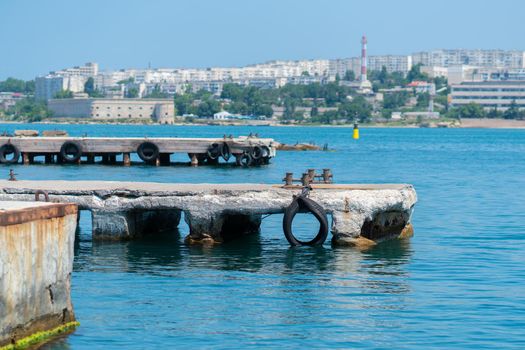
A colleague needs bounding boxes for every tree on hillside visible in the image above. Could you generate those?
[84,77,104,97]
[125,87,139,98]
[7,98,52,121]
[0,78,34,93]
[343,70,355,81]
[338,96,372,122]
[503,100,524,120]
[54,90,73,99]
[448,103,486,119]
[383,91,409,109]
[406,64,429,82]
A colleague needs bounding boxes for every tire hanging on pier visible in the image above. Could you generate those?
[207,143,221,160]
[220,142,231,161]
[283,194,329,246]
[0,143,20,164]
[60,141,83,163]
[251,145,263,160]
[137,142,159,162]
[236,152,253,167]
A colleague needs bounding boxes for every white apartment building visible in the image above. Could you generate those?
[35,62,98,101]
[368,55,412,73]
[450,81,525,110]
[412,50,525,68]
[35,75,87,101]
[328,58,361,79]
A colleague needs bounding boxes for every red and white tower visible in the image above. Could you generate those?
[358,34,372,94]
[360,35,368,83]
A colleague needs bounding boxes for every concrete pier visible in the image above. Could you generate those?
[0,180,417,247]
[0,201,77,347]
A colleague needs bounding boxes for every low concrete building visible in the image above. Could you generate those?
[48,98,175,123]
[450,81,525,110]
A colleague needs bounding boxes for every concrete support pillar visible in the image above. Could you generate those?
[45,154,54,164]
[184,211,262,245]
[109,154,117,164]
[86,154,95,164]
[91,209,181,241]
[123,153,131,166]
[22,153,30,165]
[331,210,413,248]
[190,154,198,167]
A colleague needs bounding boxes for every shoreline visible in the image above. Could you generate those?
[0,118,524,129]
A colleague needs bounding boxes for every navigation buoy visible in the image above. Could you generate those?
[353,122,359,140]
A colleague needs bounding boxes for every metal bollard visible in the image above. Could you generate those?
[34,190,49,202]
[322,168,333,183]
[283,172,294,186]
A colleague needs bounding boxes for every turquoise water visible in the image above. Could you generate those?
[2,124,525,349]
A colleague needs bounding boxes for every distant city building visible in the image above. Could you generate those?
[0,92,27,110]
[420,66,448,79]
[450,81,525,110]
[412,49,525,68]
[407,81,436,94]
[47,98,175,123]
[35,62,98,101]
[368,55,412,73]
[35,75,86,101]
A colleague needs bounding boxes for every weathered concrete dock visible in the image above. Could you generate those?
[0,135,276,166]
[0,180,417,247]
[0,201,78,347]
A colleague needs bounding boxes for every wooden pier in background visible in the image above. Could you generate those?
[0,135,277,167]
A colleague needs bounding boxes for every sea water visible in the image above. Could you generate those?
[2,124,524,349]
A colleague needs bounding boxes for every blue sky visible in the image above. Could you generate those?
[1,0,524,80]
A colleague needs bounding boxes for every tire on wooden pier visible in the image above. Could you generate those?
[220,142,231,161]
[0,143,20,164]
[60,141,83,163]
[236,152,253,167]
[250,145,264,160]
[207,143,221,160]
[137,142,159,163]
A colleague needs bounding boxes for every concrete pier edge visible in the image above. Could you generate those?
[0,201,78,347]
[0,180,417,247]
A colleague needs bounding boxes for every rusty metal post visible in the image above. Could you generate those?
[34,190,49,202]
[322,168,333,183]
[301,173,310,186]
[123,153,131,166]
[283,172,293,186]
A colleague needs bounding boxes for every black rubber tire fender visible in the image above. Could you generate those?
[282,196,329,246]
[0,143,20,164]
[137,142,159,162]
[251,145,263,160]
[207,143,221,160]
[60,141,83,163]
[236,152,253,167]
[220,142,231,161]
[261,145,270,158]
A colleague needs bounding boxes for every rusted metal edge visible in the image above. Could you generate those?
[0,203,78,227]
